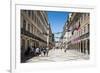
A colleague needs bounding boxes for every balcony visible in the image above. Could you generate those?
[21,28,47,44]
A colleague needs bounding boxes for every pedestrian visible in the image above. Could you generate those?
[43,48,46,56]
[39,47,41,56]
[31,46,35,56]
[25,46,31,56]
[35,47,40,56]
[40,47,44,56]
[64,48,67,53]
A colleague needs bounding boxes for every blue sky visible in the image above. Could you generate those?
[47,11,69,41]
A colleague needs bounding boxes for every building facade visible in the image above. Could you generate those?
[60,22,68,49]
[21,10,54,54]
[67,13,90,54]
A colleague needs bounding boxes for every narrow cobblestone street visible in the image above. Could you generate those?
[26,49,89,63]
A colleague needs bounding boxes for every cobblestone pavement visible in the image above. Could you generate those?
[26,49,89,63]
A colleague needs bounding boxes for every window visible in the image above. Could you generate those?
[88,13,90,16]
[87,39,90,54]
[37,19,38,25]
[23,19,26,30]
[31,24,33,33]
[86,13,88,17]
[84,13,86,20]
[27,40,30,47]
[28,10,31,17]
[84,40,86,53]
[82,14,84,22]
[81,41,83,53]
[35,16,37,24]
[33,26,34,34]
[28,23,30,32]
[21,39,25,49]
[32,11,34,20]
